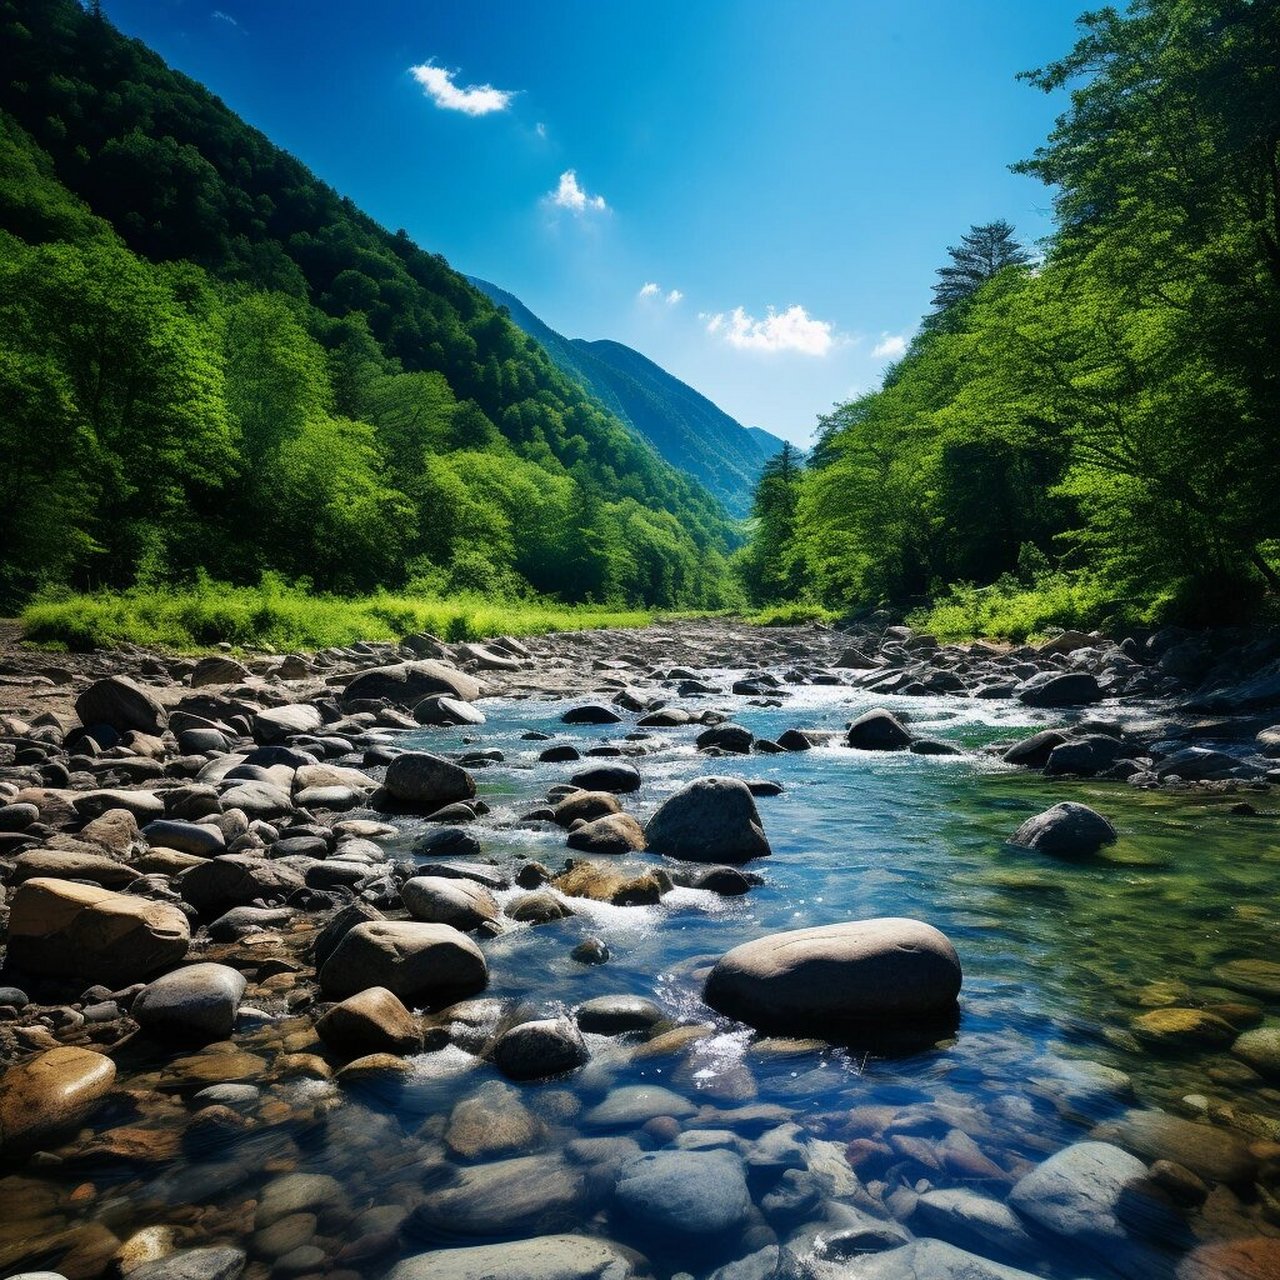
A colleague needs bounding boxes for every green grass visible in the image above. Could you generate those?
[20,581,657,653]
[908,573,1123,643]
[747,602,841,627]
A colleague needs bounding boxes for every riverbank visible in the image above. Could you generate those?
[1,618,1279,1280]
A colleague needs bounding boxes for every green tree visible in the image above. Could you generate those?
[930,220,1032,313]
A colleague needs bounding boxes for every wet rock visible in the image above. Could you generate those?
[1176,1238,1280,1280]
[1156,747,1250,781]
[834,1240,1043,1279]
[408,1154,586,1236]
[382,752,476,810]
[133,962,247,1041]
[445,1080,547,1160]
[316,986,422,1056]
[9,877,190,984]
[255,1172,346,1229]
[494,1016,590,1080]
[614,1149,750,1236]
[1044,735,1128,777]
[541,744,582,762]
[401,875,500,931]
[704,917,961,1035]
[576,996,665,1035]
[910,738,962,756]
[1092,1109,1257,1186]
[554,791,622,826]
[1002,729,1069,768]
[0,1046,117,1155]
[571,937,610,965]
[319,920,487,1004]
[342,660,482,708]
[1214,959,1280,1000]
[1007,1141,1156,1258]
[1230,1026,1280,1080]
[569,763,641,794]
[644,776,770,863]
[562,705,623,725]
[584,1084,697,1127]
[508,892,574,925]
[128,1247,247,1280]
[846,708,913,750]
[386,1234,637,1280]
[1131,1008,1235,1050]
[911,1189,1038,1266]
[696,724,755,754]
[690,865,754,895]
[414,694,485,727]
[1016,671,1103,707]
[1008,802,1116,857]
[553,862,668,906]
[76,675,168,735]
[179,855,305,915]
[566,813,646,854]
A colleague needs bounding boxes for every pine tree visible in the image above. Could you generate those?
[930,220,1031,312]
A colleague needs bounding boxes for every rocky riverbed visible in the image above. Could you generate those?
[1,617,1280,1280]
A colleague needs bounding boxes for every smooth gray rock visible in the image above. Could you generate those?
[1002,729,1068,768]
[401,875,499,930]
[576,995,664,1035]
[1009,802,1116,857]
[1016,671,1103,707]
[912,1189,1039,1264]
[408,1155,585,1236]
[133,962,247,1040]
[143,819,226,857]
[382,752,476,809]
[704,917,961,1034]
[569,763,642,793]
[1043,735,1128,777]
[252,704,323,745]
[76,675,168,735]
[128,1247,247,1280]
[386,1234,636,1280]
[494,1016,590,1081]
[179,855,305,915]
[614,1149,750,1236]
[644,776,770,863]
[343,660,483,708]
[829,1240,1043,1279]
[414,694,486,726]
[1155,747,1252,781]
[846,708,912,750]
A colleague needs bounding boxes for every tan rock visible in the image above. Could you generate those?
[317,987,422,1057]
[553,862,668,906]
[0,1046,117,1155]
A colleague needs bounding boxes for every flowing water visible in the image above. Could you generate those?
[5,677,1280,1278]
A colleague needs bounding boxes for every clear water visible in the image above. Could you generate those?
[6,678,1279,1278]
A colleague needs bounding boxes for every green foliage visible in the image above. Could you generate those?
[0,0,736,612]
[743,0,1280,634]
[748,602,840,628]
[21,580,656,653]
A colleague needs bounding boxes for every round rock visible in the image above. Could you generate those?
[319,920,488,1005]
[644,776,770,863]
[133,963,247,1041]
[1009,802,1116,858]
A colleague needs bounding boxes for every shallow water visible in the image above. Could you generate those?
[6,678,1280,1278]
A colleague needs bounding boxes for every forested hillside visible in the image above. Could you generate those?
[745,0,1280,635]
[0,0,738,612]
[469,277,785,517]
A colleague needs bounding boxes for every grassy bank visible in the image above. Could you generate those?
[907,574,1123,643]
[20,582,656,652]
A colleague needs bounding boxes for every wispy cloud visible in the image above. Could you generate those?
[872,333,908,359]
[701,304,836,356]
[211,10,238,25]
[409,62,515,116]
[638,282,683,304]
[535,122,547,139]
[548,170,608,214]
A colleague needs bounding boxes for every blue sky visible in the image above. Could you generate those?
[107,0,1084,446]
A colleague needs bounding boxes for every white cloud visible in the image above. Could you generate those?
[549,170,607,214]
[409,62,515,116]
[639,282,683,304]
[535,122,547,139]
[211,9,238,24]
[703,304,835,356]
[665,289,683,305]
[639,282,661,298]
[872,333,908,359]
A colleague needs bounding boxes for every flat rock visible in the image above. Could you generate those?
[445,1080,546,1160]
[128,1247,247,1280]
[180,855,305,915]
[1092,1109,1257,1186]
[614,1148,750,1236]
[832,1239,1045,1279]
[704,917,961,1035]
[409,1154,585,1236]
[387,1234,637,1280]
[252,704,323,745]
[584,1085,698,1128]
[8,877,190,985]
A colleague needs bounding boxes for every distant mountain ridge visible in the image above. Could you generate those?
[469,277,787,518]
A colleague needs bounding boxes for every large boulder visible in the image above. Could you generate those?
[342,661,482,708]
[132,962,247,1041]
[1043,735,1128,777]
[1008,802,1116,858]
[0,1046,117,1156]
[1002,729,1069,768]
[319,920,487,1004]
[1156,747,1251,781]
[382,752,476,809]
[569,763,642,794]
[846,708,913,751]
[252,703,323,745]
[1091,1108,1257,1187]
[76,675,168,735]
[386,1235,638,1280]
[401,876,500,931]
[179,855,305,915]
[414,694,485,727]
[644,776,770,864]
[8,877,189,985]
[1016,671,1104,707]
[566,813,647,854]
[703,917,961,1035]
[614,1149,750,1237]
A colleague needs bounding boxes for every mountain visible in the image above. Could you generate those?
[469,277,787,518]
[0,0,739,609]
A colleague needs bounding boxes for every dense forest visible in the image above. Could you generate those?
[0,0,740,613]
[745,0,1280,635]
